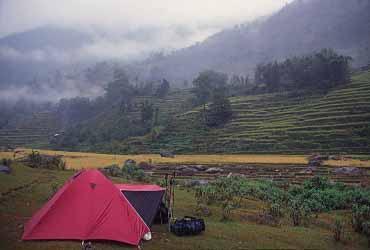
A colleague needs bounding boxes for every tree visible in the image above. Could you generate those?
[229,74,250,95]
[255,49,352,93]
[105,69,135,112]
[255,62,281,92]
[140,100,154,127]
[192,70,228,120]
[205,90,232,127]
[155,79,170,98]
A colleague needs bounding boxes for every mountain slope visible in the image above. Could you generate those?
[123,69,370,154]
[0,26,96,91]
[138,0,370,84]
[0,26,93,52]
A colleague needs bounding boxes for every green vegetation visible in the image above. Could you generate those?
[1,164,370,250]
[195,176,370,242]
[98,160,146,181]
[1,56,369,155]
[19,150,66,170]
[255,49,352,92]
[191,70,233,127]
[128,70,370,154]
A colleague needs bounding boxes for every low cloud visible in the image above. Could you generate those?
[0,79,103,103]
[0,24,220,63]
[0,0,292,102]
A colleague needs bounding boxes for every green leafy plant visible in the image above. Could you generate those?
[121,161,146,181]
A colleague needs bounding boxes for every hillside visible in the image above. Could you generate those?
[0,111,59,149]
[136,0,370,84]
[122,70,370,154]
[0,27,94,88]
[51,89,193,152]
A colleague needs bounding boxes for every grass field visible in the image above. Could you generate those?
[1,164,369,250]
[1,149,370,169]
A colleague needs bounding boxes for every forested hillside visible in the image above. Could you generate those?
[120,69,370,154]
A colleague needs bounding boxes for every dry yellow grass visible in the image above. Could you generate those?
[1,148,369,169]
[325,159,370,168]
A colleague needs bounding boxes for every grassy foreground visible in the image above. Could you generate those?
[1,164,369,250]
[1,149,370,169]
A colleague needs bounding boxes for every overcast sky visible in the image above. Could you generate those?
[0,0,293,62]
[0,0,293,101]
[0,0,292,38]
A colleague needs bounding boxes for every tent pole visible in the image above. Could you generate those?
[167,174,171,232]
[172,171,176,220]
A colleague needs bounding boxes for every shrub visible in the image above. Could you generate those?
[1,158,12,166]
[362,221,370,247]
[195,203,212,217]
[23,151,66,170]
[351,204,370,232]
[268,202,284,218]
[99,164,121,177]
[122,161,146,181]
[194,176,370,227]
[28,150,42,168]
[333,217,344,242]
[351,204,370,246]
[195,177,240,221]
[288,199,312,226]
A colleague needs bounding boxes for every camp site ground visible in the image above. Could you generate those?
[1,149,370,249]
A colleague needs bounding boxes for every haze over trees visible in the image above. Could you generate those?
[255,49,352,92]
[0,0,369,102]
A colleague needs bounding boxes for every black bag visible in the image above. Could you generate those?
[170,216,205,236]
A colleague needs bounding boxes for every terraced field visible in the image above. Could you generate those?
[0,112,59,148]
[2,149,369,187]
[134,70,370,154]
[149,163,370,187]
[130,89,192,123]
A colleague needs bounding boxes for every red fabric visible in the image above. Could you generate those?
[22,170,150,246]
[115,184,165,192]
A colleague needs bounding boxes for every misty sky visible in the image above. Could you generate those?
[0,0,293,69]
[0,0,291,39]
[0,0,293,101]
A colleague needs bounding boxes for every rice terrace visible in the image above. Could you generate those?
[1,0,370,250]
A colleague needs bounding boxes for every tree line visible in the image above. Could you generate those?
[255,48,352,92]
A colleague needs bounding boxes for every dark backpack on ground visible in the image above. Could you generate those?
[170,216,205,236]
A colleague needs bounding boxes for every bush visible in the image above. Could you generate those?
[1,158,12,166]
[268,202,284,218]
[99,164,121,177]
[351,204,370,232]
[288,199,312,226]
[333,217,344,242]
[122,161,146,181]
[362,221,370,247]
[22,150,66,170]
[194,176,370,227]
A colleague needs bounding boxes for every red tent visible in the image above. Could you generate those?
[22,170,150,246]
